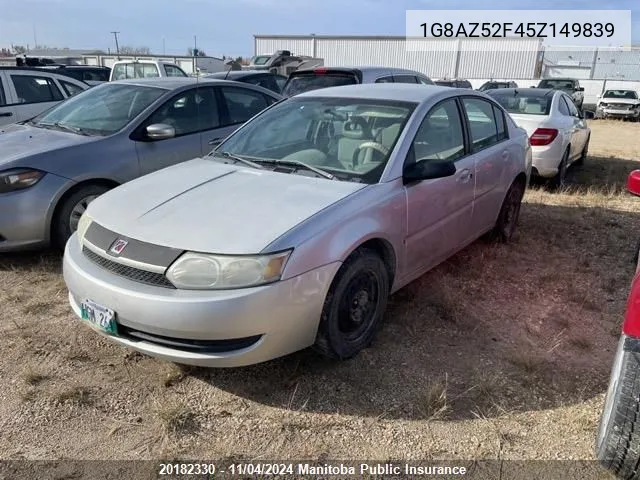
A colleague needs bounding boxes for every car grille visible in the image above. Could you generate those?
[82,246,175,289]
[609,103,633,109]
[117,325,262,353]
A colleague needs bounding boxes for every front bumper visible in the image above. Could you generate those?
[63,234,341,367]
[598,107,640,118]
[0,172,69,252]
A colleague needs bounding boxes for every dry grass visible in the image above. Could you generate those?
[0,120,638,460]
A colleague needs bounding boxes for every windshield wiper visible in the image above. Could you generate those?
[212,151,264,170]
[36,122,91,136]
[266,159,335,180]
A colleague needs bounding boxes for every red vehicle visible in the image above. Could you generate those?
[597,169,640,478]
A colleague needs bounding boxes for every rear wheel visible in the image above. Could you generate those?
[53,184,110,249]
[550,149,570,191]
[314,248,389,360]
[489,179,525,243]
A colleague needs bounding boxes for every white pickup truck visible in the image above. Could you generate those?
[109,60,189,81]
[0,67,89,127]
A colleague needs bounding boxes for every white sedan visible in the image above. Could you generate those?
[488,88,591,189]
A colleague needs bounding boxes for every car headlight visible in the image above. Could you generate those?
[600,102,608,107]
[76,213,93,246]
[166,250,293,290]
[0,168,45,193]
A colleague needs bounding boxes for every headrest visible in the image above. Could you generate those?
[342,118,371,139]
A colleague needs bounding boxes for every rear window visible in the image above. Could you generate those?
[281,72,358,97]
[488,90,552,116]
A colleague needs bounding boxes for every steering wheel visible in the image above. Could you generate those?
[352,142,389,168]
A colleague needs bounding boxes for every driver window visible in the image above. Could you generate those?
[408,99,465,166]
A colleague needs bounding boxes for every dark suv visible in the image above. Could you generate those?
[434,78,473,89]
[205,70,287,94]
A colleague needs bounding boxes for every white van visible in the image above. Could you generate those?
[109,60,188,81]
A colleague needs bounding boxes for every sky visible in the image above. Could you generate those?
[0,0,638,58]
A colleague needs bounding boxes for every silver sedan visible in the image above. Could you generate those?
[63,84,532,368]
[487,88,591,189]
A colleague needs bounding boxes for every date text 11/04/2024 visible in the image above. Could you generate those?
[158,463,468,476]
[420,22,614,38]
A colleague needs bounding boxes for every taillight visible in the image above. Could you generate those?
[314,68,327,74]
[622,274,640,337]
[529,128,558,146]
[627,170,640,197]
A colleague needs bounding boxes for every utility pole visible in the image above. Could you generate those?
[162,37,166,55]
[111,31,120,58]
[33,25,38,49]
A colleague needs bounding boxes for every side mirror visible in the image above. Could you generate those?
[403,159,456,184]
[577,87,585,92]
[583,110,595,120]
[146,123,175,140]
[628,170,640,197]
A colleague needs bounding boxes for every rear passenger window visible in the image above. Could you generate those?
[558,97,571,116]
[60,81,85,98]
[462,98,500,152]
[10,75,63,104]
[220,87,270,126]
[375,76,394,83]
[0,81,6,105]
[409,99,465,164]
[394,75,418,84]
[492,105,508,141]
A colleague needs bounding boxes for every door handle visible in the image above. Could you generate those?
[0,112,12,117]
[208,137,222,145]
[458,168,473,183]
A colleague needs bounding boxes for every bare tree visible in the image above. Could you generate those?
[13,45,27,54]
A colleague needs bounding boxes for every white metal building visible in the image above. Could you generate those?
[254,35,544,79]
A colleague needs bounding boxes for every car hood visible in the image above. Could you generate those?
[0,123,97,166]
[87,158,367,254]
[599,98,639,105]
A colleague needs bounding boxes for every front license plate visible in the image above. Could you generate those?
[80,299,117,335]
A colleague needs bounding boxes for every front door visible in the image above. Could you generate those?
[134,86,220,175]
[404,98,476,277]
[0,73,16,126]
[4,71,65,124]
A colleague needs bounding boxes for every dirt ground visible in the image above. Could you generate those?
[0,120,639,463]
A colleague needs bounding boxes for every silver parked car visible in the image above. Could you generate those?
[0,78,280,251]
[487,88,591,189]
[63,84,532,368]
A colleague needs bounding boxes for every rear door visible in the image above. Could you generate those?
[5,71,65,123]
[460,96,510,233]
[562,94,588,160]
[0,72,17,126]
[134,86,218,175]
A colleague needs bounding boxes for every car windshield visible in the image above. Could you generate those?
[31,83,166,136]
[214,97,416,184]
[488,91,552,116]
[252,56,271,65]
[538,79,575,90]
[282,73,358,97]
[603,90,638,99]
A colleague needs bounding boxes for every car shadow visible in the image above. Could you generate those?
[182,196,639,421]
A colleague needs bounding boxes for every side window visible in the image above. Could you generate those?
[164,65,186,77]
[245,75,277,92]
[492,104,508,141]
[409,99,465,165]
[111,64,126,80]
[60,81,85,98]
[146,87,218,136]
[0,79,6,105]
[558,96,571,116]
[375,76,394,83]
[393,75,418,84]
[10,75,63,104]
[565,96,580,117]
[417,76,433,85]
[462,97,500,152]
[219,87,269,126]
[138,64,159,78]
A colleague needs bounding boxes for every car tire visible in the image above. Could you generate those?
[596,337,640,479]
[550,149,570,191]
[574,135,589,166]
[53,184,110,250]
[489,178,525,243]
[313,248,389,360]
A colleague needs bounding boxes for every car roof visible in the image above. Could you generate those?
[206,70,277,78]
[295,83,465,103]
[292,66,426,76]
[487,87,557,97]
[107,77,282,98]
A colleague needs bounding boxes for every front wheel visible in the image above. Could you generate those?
[314,248,390,360]
[53,184,110,249]
[596,336,640,479]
